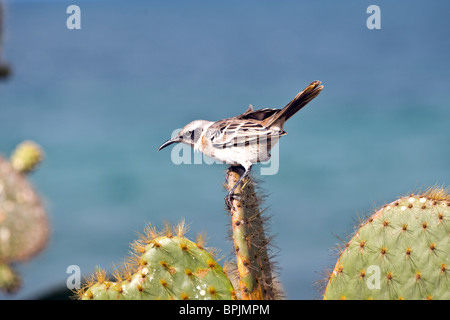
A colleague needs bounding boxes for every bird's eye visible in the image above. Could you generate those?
[184,131,192,139]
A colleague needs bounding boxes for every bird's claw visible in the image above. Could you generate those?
[225,192,241,210]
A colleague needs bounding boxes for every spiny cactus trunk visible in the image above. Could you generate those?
[226,166,275,300]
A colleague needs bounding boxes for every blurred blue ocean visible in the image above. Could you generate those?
[0,0,449,299]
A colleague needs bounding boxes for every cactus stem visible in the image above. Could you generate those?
[225,166,276,300]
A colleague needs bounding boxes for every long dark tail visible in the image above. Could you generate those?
[263,80,323,129]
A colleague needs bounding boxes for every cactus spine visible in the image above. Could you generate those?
[226,166,278,300]
[323,187,450,300]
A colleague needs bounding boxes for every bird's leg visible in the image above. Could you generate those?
[225,166,251,209]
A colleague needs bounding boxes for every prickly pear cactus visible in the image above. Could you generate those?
[79,222,237,300]
[324,188,450,300]
[0,141,48,293]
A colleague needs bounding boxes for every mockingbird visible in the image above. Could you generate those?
[158,80,323,208]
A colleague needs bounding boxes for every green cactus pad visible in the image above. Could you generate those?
[0,263,21,293]
[324,189,450,300]
[0,142,48,293]
[0,156,49,263]
[79,223,236,300]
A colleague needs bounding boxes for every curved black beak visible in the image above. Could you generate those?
[158,136,182,151]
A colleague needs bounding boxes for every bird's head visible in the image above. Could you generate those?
[158,120,212,151]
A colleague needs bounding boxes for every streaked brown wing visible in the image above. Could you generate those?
[207,119,285,149]
[236,108,281,121]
